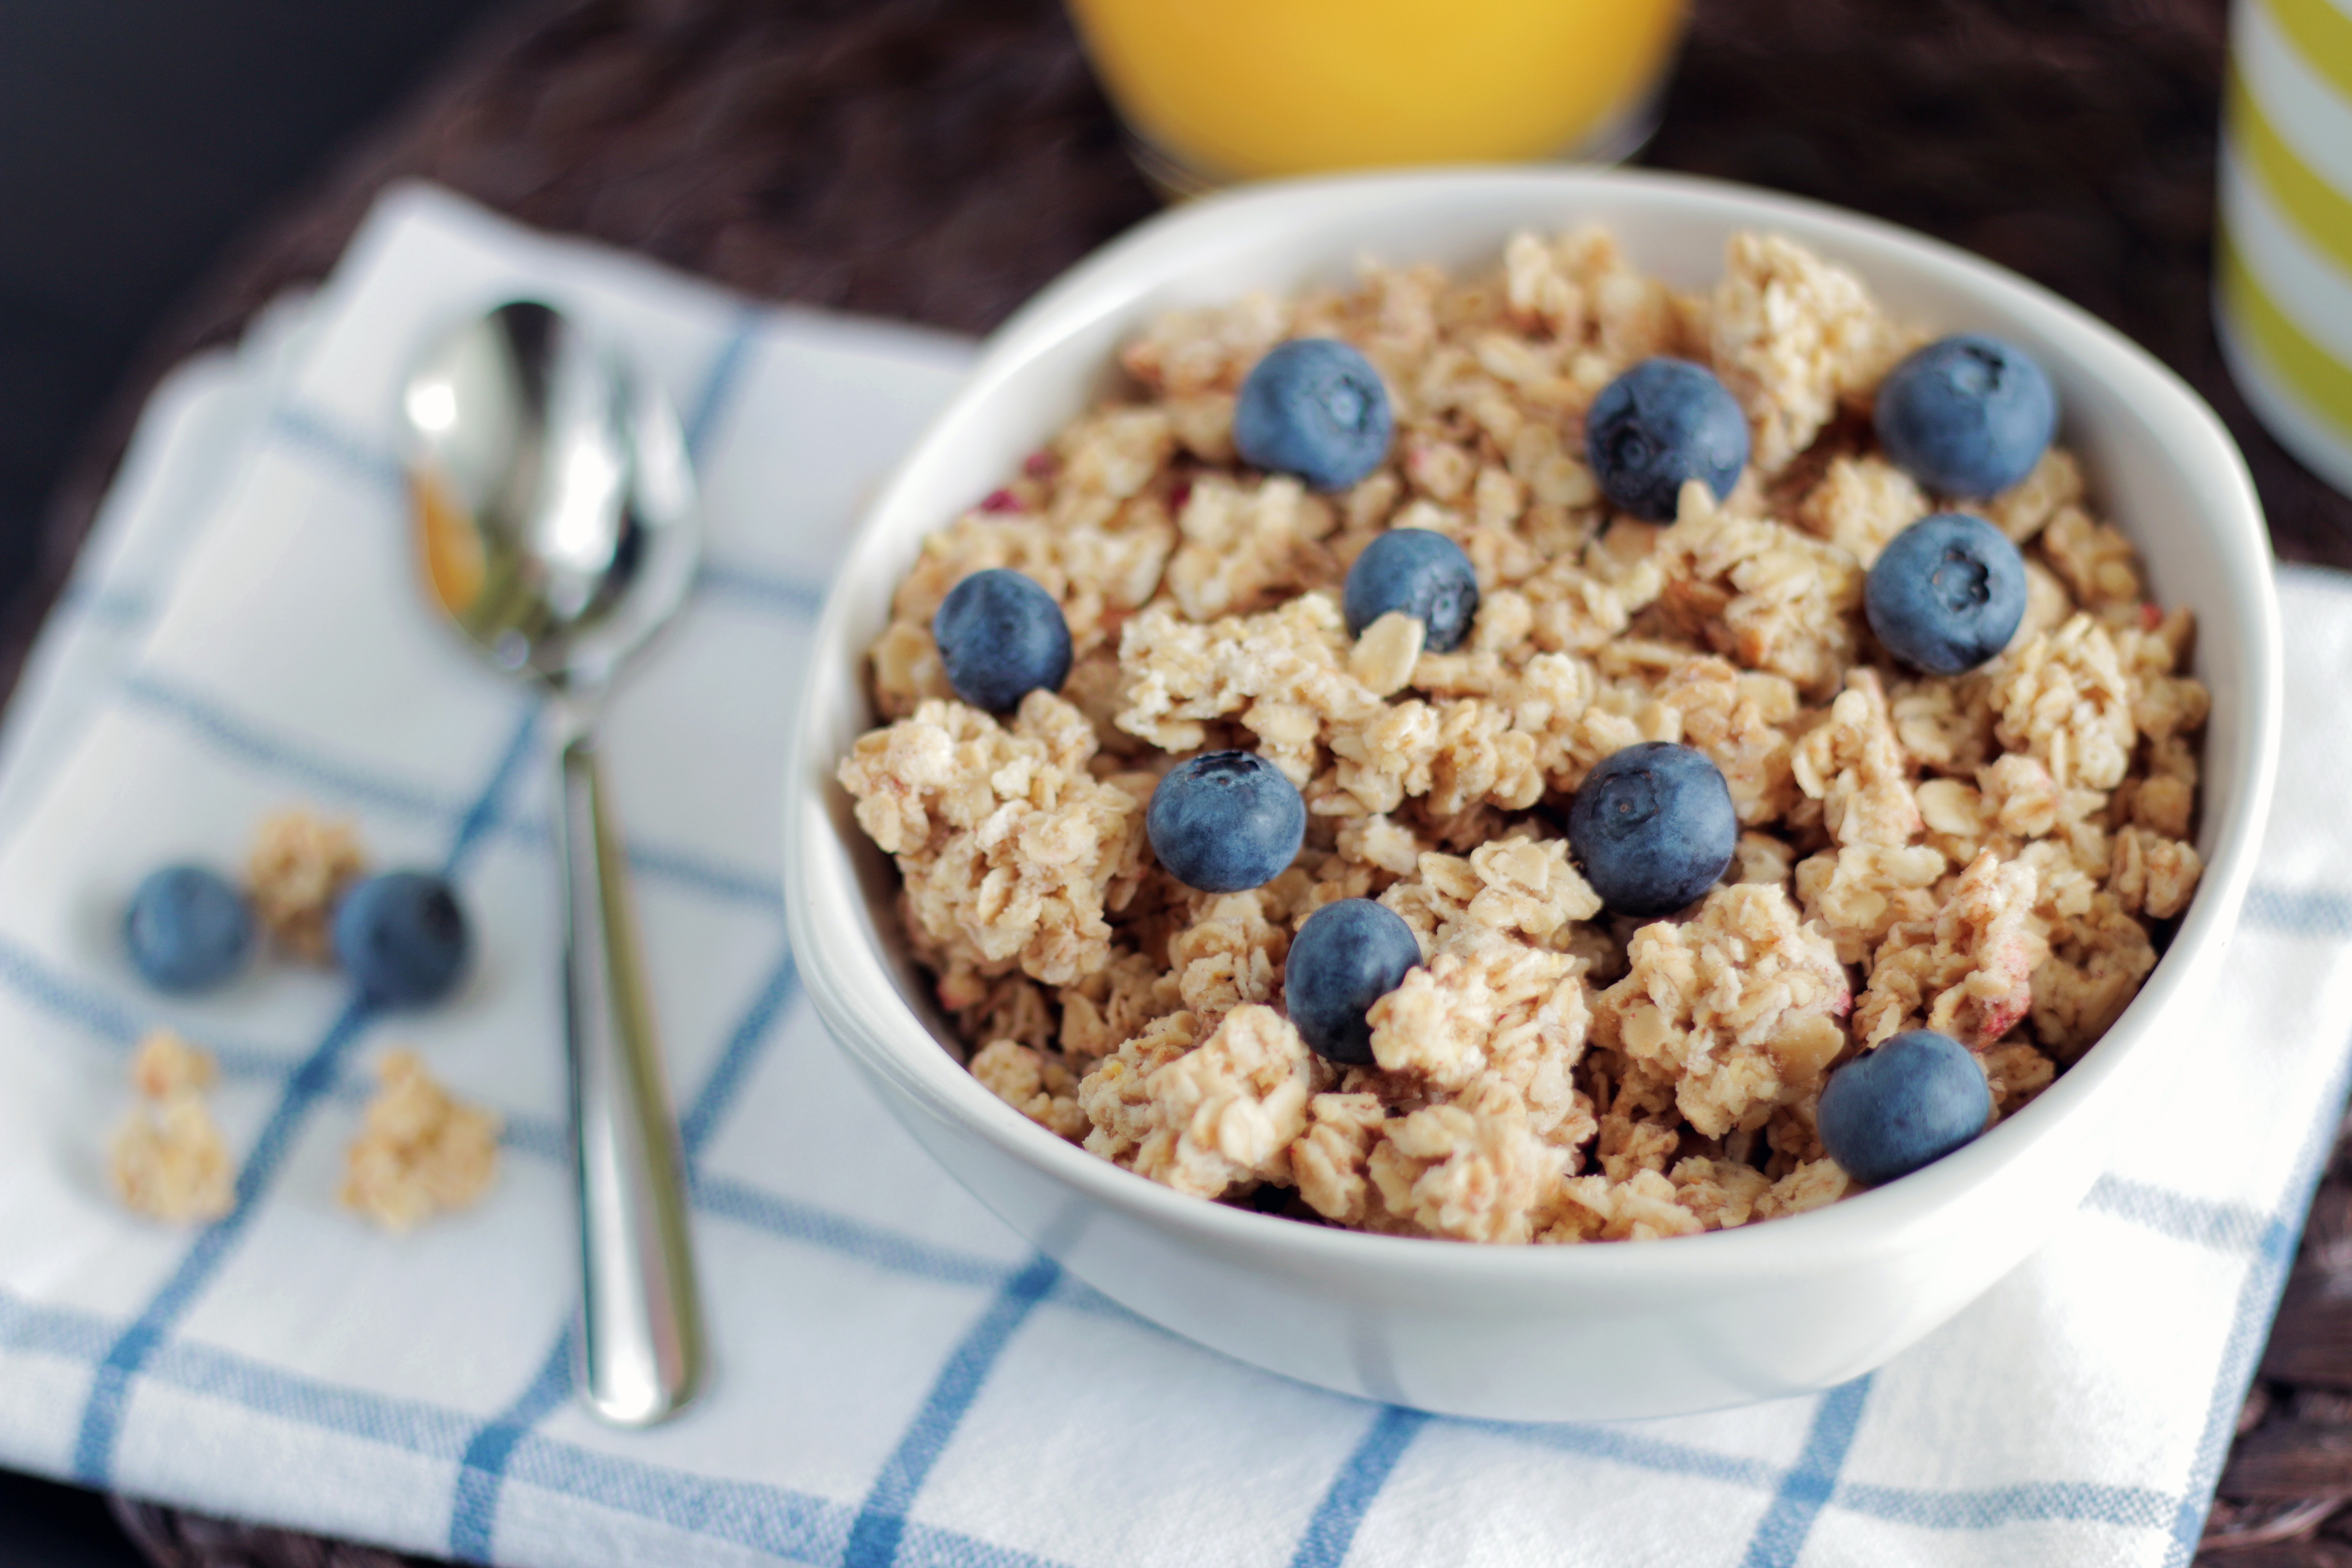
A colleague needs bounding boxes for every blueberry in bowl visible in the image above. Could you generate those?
[1566,742,1739,918]
[1864,512,2029,675]
[1585,358,1749,521]
[932,568,1073,714]
[1233,338,1393,492]
[1147,751,1306,894]
[1284,898,1423,1066]
[1342,529,1479,653]
[1874,334,2057,499]
[1818,1029,1993,1188]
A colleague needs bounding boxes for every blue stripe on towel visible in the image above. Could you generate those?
[67,702,539,1487]
[1833,1478,2174,1532]
[2,1281,1086,1568]
[52,582,155,626]
[695,560,828,619]
[1737,1375,1874,1568]
[1462,1416,1783,1489]
[436,918,801,1553]
[2084,1176,2274,1253]
[2242,884,2352,938]
[685,309,764,456]
[2158,1019,2352,1566]
[121,671,465,820]
[610,837,784,911]
[0,1289,128,1366]
[267,404,407,492]
[447,1332,576,1562]
[677,950,799,1157]
[122,668,787,914]
[0,929,296,1078]
[842,1253,1063,1568]
[1287,1406,1431,1568]
[690,1176,1026,1293]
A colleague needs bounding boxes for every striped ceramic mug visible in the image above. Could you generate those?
[2217,0,2352,496]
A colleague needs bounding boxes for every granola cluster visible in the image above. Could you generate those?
[106,1034,500,1231]
[110,1029,237,1223]
[246,807,368,962]
[839,229,2207,1245]
[340,1049,501,1232]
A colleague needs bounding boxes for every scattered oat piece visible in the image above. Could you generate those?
[110,1028,234,1224]
[340,1049,500,1232]
[129,1025,217,1099]
[971,1039,1088,1141]
[246,808,368,961]
[1592,884,1850,1139]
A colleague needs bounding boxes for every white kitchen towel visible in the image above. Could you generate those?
[0,181,2346,1568]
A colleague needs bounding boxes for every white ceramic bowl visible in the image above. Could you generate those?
[781,168,2282,1422]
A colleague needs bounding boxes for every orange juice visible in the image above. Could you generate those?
[1065,0,1687,185]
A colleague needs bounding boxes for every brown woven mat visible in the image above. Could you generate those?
[34,0,2352,1562]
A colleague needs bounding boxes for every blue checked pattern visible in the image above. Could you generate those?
[0,184,2344,1568]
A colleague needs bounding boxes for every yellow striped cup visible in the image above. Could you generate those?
[2217,0,2352,496]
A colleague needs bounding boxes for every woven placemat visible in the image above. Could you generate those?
[28,0,2352,1562]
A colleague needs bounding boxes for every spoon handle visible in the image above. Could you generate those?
[556,723,705,1426]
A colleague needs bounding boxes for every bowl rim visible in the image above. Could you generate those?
[783,164,2283,1287]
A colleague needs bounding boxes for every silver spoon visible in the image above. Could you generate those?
[402,300,706,1427]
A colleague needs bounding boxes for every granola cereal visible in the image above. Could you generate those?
[340,1049,500,1231]
[247,807,368,961]
[839,227,2208,1245]
[110,1029,236,1224]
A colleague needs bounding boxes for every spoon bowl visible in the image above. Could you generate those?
[404,300,699,692]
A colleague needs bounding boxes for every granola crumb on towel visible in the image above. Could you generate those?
[111,1029,235,1224]
[246,807,368,962]
[340,1049,500,1231]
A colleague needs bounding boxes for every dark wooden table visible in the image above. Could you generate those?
[37,0,2352,1562]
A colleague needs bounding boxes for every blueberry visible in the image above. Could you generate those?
[1284,898,1422,1066]
[1566,742,1737,918]
[1233,339,1393,492]
[932,569,1073,714]
[1342,529,1480,653]
[1146,751,1306,893]
[333,871,471,1007]
[1874,334,2057,498]
[1584,358,1750,521]
[1865,512,2028,675]
[1817,1029,1992,1188]
[124,866,254,994]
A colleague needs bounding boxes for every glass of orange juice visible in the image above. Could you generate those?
[1065,0,1688,194]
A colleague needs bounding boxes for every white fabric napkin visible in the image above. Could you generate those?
[0,182,2347,1568]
